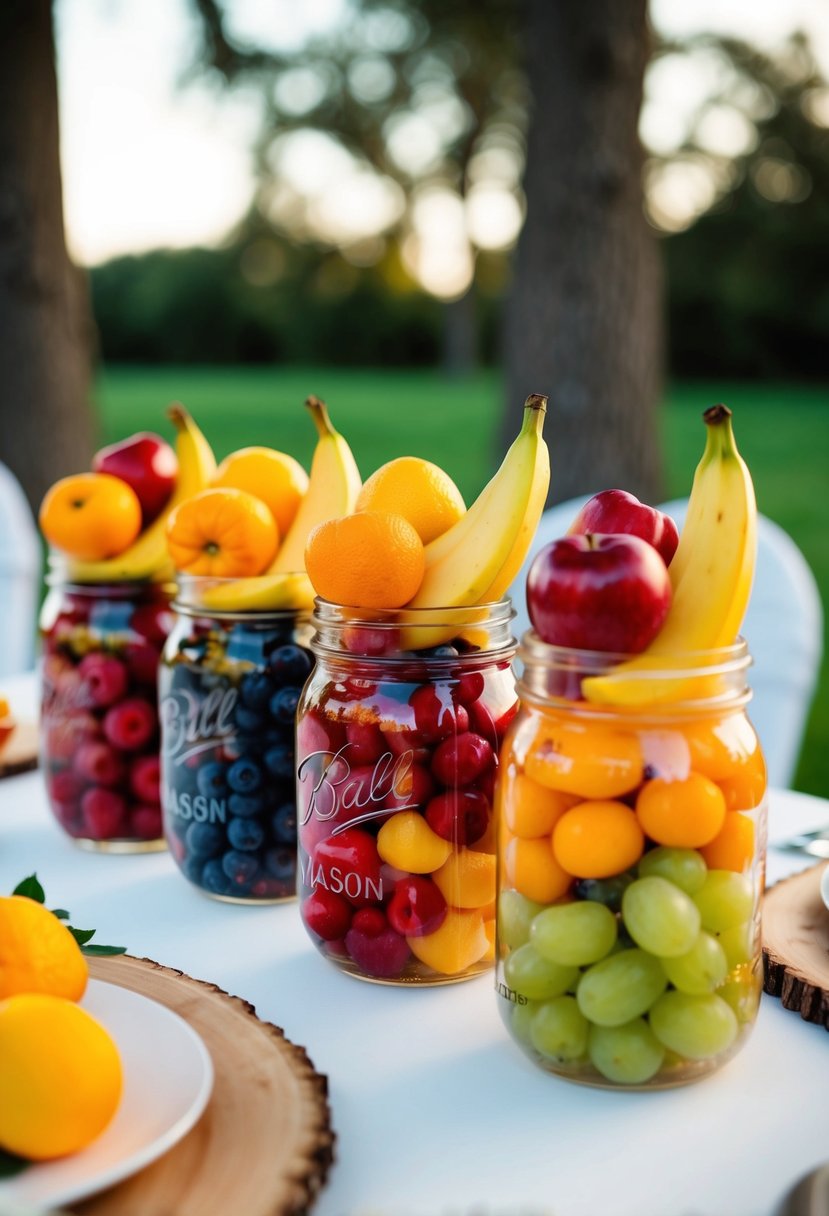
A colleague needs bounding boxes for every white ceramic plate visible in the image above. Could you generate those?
[0,978,214,1208]
[820,864,829,913]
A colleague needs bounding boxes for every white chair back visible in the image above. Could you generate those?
[508,495,823,790]
[0,463,41,677]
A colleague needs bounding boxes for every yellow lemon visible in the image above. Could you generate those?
[0,895,88,1001]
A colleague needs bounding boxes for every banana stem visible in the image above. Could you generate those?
[167,402,191,430]
[305,395,336,439]
[702,403,737,461]
[522,393,548,433]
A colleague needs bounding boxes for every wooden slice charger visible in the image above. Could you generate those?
[0,722,39,779]
[763,862,829,1029]
[71,956,334,1216]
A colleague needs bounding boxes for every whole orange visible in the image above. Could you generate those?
[39,473,142,560]
[0,993,122,1159]
[166,487,279,577]
[0,895,88,1002]
[356,457,465,544]
[305,511,425,608]
[213,447,309,537]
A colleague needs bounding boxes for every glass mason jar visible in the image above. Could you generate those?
[496,635,767,1089]
[39,573,174,851]
[296,599,518,985]
[159,578,314,904]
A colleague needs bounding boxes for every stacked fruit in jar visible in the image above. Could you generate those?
[497,406,766,1086]
[296,394,550,982]
[38,407,216,849]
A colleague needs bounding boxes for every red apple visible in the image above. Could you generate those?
[527,534,672,653]
[92,433,178,526]
[568,490,679,566]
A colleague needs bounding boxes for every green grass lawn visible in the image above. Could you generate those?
[95,366,829,796]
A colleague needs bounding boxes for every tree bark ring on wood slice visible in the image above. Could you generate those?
[762,862,829,1031]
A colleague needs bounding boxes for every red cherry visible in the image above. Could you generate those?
[425,788,490,845]
[409,684,469,743]
[81,787,128,839]
[49,768,87,803]
[129,601,175,645]
[129,755,161,805]
[386,876,447,937]
[312,828,383,907]
[351,906,388,936]
[131,805,163,840]
[123,641,160,686]
[78,653,129,708]
[431,732,494,788]
[345,922,411,978]
[383,727,430,765]
[74,741,125,788]
[297,707,346,756]
[345,721,385,765]
[452,671,485,707]
[383,762,435,811]
[303,888,354,941]
[342,625,400,656]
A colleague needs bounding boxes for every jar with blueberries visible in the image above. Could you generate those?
[496,635,767,1088]
[40,573,174,851]
[296,599,517,984]
[159,578,313,903]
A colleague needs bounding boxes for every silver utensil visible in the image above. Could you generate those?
[771,828,829,859]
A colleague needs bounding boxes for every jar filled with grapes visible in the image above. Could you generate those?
[296,599,518,984]
[496,635,766,1088]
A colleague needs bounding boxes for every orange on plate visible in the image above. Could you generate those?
[0,895,88,1001]
[212,446,308,537]
[39,473,142,561]
[166,487,278,577]
[305,511,425,608]
[355,457,465,544]
[0,993,122,1159]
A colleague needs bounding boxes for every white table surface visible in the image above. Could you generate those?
[1,671,828,1216]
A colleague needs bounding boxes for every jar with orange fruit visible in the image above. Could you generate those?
[496,635,766,1089]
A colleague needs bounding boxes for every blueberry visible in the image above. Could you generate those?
[264,846,296,881]
[423,644,459,658]
[269,686,301,725]
[181,854,205,884]
[202,858,236,896]
[234,703,268,734]
[222,849,260,889]
[196,761,227,798]
[574,873,635,913]
[264,741,294,781]
[228,817,265,852]
[185,821,225,858]
[268,644,313,684]
[240,670,274,709]
[228,791,266,817]
[271,802,297,846]
[228,756,263,793]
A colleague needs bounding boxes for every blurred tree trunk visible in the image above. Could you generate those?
[504,0,663,505]
[0,0,93,514]
[442,288,477,378]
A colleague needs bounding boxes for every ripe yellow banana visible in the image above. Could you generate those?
[582,405,757,707]
[67,404,216,583]
[398,396,548,649]
[197,396,360,612]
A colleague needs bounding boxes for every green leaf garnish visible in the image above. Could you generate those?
[10,874,127,957]
[0,1149,30,1177]
[12,874,45,903]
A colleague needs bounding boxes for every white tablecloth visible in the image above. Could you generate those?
[1,673,827,1216]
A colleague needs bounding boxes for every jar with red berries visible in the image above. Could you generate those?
[39,573,174,851]
[159,579,314,904]
[296,598,517,984]
[496,634,767,1088]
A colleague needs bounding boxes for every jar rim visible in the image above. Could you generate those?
[311,596,515,628]
[518,629,750,671]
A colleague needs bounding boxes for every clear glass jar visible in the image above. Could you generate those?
[296,599,518,985]
[159,579,313,904]
[39,575,174,851]
[496,634,767,1089]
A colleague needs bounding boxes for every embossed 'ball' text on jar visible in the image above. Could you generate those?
[40,566,175,852]
[496,634,767,1089]
[296,599,518,985]
[159,577,314,904]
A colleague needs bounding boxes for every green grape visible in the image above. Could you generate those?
[649,991,739,1059]
[716,920,754,968]
[530,901,618,967]
[588,1018,665,1084]
[638,846,707,895]
[662,932,728,995]
[576,949,668,1027]
[693,871,754,933]
[509,999,540,1045]
[498,890,545,949]
[529,996,589,1063]
[621,876,701,958]
[718,975,761,1024]
[503,944,579,1000]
